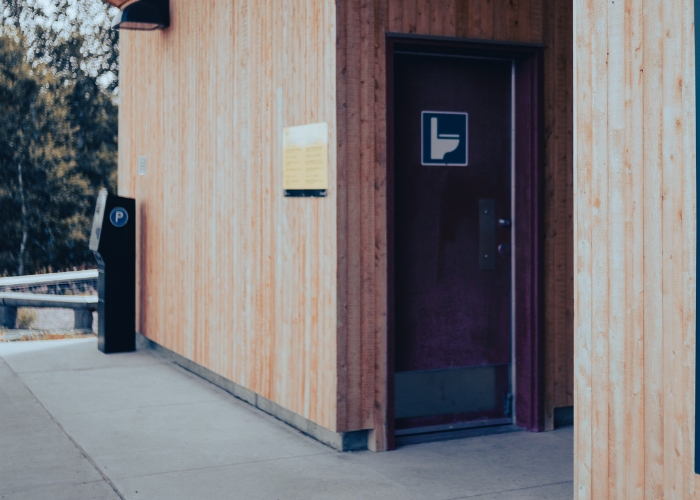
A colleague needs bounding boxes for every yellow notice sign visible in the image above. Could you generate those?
[283,122,328,191]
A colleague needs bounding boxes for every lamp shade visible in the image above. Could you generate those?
[112,0,170,30]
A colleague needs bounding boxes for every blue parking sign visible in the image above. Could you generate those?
[421,111,468,166]
[109,207,129,227]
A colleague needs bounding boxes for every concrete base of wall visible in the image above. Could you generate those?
[0,306,17,329]
[136,333,368,452]
[553,406,574,428]
[74,310,93,332]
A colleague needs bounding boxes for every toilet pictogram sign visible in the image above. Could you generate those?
[421,111,469,166]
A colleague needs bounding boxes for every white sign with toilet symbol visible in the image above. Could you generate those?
[421,111,468,166]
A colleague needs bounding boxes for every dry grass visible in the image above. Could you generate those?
[0,327,96,342]
[16,309,38,329]
[12,332,96,342]
[0,308,97,342]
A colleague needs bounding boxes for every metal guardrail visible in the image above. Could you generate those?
[0,270,98,288]
[0,292,97,309]
[0,271,99,332]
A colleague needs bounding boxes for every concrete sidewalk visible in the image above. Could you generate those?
[0,339,572,499]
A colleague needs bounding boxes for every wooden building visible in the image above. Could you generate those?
[108,0,573,453]
[107,0,700,494]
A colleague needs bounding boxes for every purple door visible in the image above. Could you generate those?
[393,52,514,432]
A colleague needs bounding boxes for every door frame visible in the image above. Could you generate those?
[385,34,545,447]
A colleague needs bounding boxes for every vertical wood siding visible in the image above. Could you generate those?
[542,0,574,430]
[118,0,338,430]
[574,0,697,496]
[337,0,573,448]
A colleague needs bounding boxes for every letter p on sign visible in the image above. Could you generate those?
[110,207,129,227]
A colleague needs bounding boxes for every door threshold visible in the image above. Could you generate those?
[395,419,521,447]
[395,417,512,436]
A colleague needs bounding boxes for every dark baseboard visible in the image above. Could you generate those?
[554,406,574,428]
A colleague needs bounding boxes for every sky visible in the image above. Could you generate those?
[3,0,120,92]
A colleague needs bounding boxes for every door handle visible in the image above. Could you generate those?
[498,218,511,227]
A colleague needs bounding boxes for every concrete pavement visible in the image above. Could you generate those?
[0,338,573,499]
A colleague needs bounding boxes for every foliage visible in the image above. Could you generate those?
[0,31,90,274]
[0,0,119,276]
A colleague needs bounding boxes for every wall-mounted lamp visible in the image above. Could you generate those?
[112,0,170,30]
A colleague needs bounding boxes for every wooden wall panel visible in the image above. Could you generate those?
[335,0,390,445]
[542,0,574,430]
[337,0,573,448]
[574,0,697,496]
[382,0,544,41]
[119,0,338,430]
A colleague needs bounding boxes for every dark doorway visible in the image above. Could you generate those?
[387,36,544,442]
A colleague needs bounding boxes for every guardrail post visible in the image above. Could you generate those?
[74,310,93,332]
[0,306,17,329]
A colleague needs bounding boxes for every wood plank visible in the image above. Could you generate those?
[259,0,274,404]
[469,0,494,39]
[676,1,700,498]
[588,0,610,493]
[443,0,457,37]
[212,0,233,382]
[359,0,377,430]
[605,0,626,493]
[388,0,403,32]
[415,0,430,34]
[641,0,664,495]
[335,0,350,432]
[492,0,507,40]
[455,0,470,38]
[572,0,593,491]
[338,0,365,432]
[542,0,573,430]
[528,0,543,43]
[680,1,698,496]
[560,0,574,413]
[323,0,339,427]
[660,0,683,495]
[515,0,531,42]
[621,0,644,493]
[371,0,390,451]
[402,0,418,33]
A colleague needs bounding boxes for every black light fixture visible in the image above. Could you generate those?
[112,0,170,31]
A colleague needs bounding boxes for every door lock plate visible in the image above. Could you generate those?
[479,199,496,271]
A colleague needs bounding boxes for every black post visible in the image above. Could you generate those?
[89,190,136,353]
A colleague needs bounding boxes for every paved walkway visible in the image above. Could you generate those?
[0,339,573,499]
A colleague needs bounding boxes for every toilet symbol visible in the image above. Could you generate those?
[421,111,468,166]
[430,117,460,160]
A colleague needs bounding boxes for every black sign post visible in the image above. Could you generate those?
[89,189,136,354]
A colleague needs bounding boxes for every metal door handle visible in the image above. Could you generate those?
[498,218,511,227]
